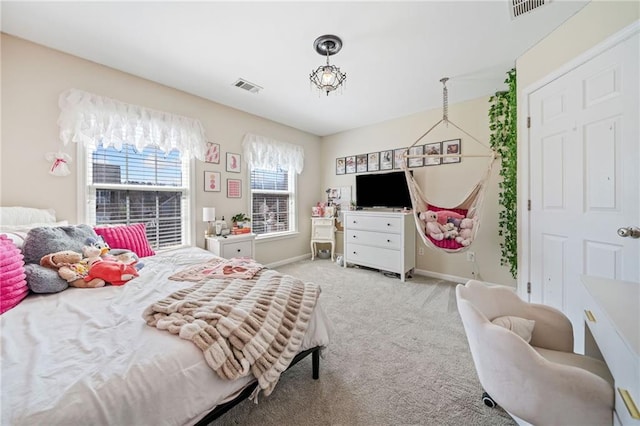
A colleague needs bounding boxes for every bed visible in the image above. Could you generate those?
[0,210,333,425]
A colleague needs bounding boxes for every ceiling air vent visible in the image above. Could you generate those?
[510,0,549,19]
[233,78,262,94]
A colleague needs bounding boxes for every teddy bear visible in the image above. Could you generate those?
[455,218,475,247]
[85,236,143,270]
[419,210,447,241]
[40,250,106,288]
[441,222,459,239]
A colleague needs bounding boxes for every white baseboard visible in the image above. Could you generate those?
[264,253,312,269]
[412,268,508,288]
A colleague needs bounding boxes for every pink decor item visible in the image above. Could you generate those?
[0,235,28,314]
[94,223,155,258]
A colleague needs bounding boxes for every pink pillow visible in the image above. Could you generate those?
[0,235,28,314]
[94,223,155,258]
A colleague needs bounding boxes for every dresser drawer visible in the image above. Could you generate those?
[346,229,401,250]
[344,214,402,233]
[312,218,334,227]
[345,243,401,273]
[221,241,252,259]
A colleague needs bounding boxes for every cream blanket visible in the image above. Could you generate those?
[142,269,319,398]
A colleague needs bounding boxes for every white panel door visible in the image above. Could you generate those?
[529,33,639,351]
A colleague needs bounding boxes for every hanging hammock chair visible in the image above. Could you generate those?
[402,78,498,253]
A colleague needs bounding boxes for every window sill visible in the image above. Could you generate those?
[255,231,299,243]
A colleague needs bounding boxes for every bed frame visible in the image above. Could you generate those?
[194,346,321,425]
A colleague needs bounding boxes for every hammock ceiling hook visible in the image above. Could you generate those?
[440,77,449,126]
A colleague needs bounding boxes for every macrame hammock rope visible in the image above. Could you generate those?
[402,77,498,253]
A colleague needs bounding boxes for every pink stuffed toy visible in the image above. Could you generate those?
[84,259,139,286]
[419,210,446,241]
[433,209,465,225]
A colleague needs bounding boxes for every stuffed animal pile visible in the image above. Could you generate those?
[419,209,476,248]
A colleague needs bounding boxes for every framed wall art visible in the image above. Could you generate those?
[424,142,442,166]
[227,179,242,198]
[204,171,221,192]
[367,152,380,172]
[336,157,346,175]
[380,150,393,170]
[345,156,356,174]
[204,142,220,164]
[226,152,241,172]
[408,145,424,168]
[442,139,461,164]
[393,148,407,170]
[356,154,367,173]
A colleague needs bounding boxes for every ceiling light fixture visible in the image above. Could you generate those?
[309,34,346,96]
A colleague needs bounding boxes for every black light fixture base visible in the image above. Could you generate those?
[313,35,343,56]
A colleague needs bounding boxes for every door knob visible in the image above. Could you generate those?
[617,226,640,238]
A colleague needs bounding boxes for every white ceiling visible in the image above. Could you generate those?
[1,1,588,136]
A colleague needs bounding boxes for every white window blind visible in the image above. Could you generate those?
[250,168,295,236]
[86,143,190,249]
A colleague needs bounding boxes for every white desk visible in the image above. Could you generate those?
[581,275,640,425]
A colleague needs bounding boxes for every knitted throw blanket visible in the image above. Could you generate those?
[142,269,320,399]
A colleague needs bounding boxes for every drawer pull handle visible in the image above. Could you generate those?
[387,239,391,243]
[387,223,391,226]
[237,249,241,252]
[584,310,596,322]
[352,235,357,238]
[618,388,640,419]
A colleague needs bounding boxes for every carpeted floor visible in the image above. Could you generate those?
[213,259,516,426]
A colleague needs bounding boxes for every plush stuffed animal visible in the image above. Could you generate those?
[442,222,459,240]
[84,259,139,286]
[455,218,475,247]
[40,250,105,288]
[434,209,465,225]
[85,236,143,270]
[419,210,446,241]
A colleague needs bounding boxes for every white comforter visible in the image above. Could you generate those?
[0,247,332,426]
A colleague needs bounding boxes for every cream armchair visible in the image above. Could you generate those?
[456,280,614,426]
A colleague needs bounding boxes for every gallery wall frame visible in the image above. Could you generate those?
[204,142,220,164]
[336,157,346,175]
[204,171,221,192]
[424,142,442,166]
[442,139,461,164]
[226,152,241,173]
[227,178,242,198]
[367,152,380,172]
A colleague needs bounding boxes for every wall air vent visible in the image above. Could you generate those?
[233,78,262,94]
[510,0,549,19]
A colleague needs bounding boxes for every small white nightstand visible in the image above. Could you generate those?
[205,233,256,259]
[310,217,336,261]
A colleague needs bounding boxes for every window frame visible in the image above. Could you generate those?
[77,142,195,250]
[248,166,298,240]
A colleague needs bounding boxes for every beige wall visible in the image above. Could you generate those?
[0,34,322,265]
[321,96,515,287]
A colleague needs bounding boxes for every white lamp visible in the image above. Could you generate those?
[203,207,216,237]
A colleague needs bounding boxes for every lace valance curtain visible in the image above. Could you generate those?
[57,88,206,159]
[242,133,304,174]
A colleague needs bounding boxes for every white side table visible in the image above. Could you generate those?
[310,217,335,261]
[205,233,256,259]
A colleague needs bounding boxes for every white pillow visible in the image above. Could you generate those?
[0,207,56,226]
[0,221,69,250]
[491,315,535,343]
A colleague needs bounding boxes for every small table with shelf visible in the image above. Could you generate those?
[205,233,256,259]
[310,217,336,261]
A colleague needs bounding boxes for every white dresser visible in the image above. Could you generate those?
[581,276,640,425]
[343,211,415,281]
[205,233,256,259]
[310,217,335,261]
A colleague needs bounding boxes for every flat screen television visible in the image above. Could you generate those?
[355,170,413,209]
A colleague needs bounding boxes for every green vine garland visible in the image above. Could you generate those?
[489,69,517,279]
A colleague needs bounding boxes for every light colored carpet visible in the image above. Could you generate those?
[213,260,516,426]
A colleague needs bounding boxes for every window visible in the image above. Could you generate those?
[85,143,190,249]
[249,167,296,236]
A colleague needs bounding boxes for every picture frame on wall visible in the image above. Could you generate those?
[367,152,380,172]
[345,156,356,174]
[204,171,221,192]
[336,157,346,175]
[408,145,424,168]
[393,148,407,170]
[204,142,220,164]
[226,152,241,173]
[442,139,461,164]
[227,178,242,198]
[380,150,393,170]
[356,154,367,173]
[424,142,442,166]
